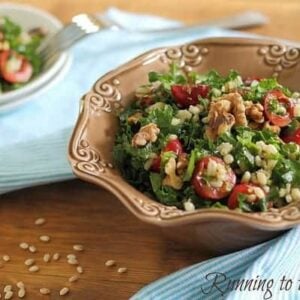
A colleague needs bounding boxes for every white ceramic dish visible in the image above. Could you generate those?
[0,3,71,111]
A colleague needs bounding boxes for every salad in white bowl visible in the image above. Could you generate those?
[0,16,45,93]
[0,3,71,111]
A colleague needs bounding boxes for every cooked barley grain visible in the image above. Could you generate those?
[105,260,116,267]
[73,244,84,252]
[40,235,50,243]
[35,218,46,226]
[24,258,35,266]
[29,246,37,253]
[117,267,128,274]
[59,287,69,296]
[2,255,10,262]
[3,286,12,293]
[69,274,79,283]
[4,291,13,300]
[19,243,29,250]
[53,253,60,261]
[43,253,51,263]
[39,288,50,295]
[16,282,24,289]
[18,289,26,298]
[28,265,39,272]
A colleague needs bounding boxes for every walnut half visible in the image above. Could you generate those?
[176,153,188,175]
[162,157,183,190]
[205,93,247,140]
[245,101,265,124]
[132,123,160,147]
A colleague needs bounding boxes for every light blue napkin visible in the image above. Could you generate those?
[133,227,300,300]
[0,7,246,193]
[1,8,299,300]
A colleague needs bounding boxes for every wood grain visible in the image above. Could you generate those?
[1,0,300,299]
[7,0,300,40]
[0,181,207,299]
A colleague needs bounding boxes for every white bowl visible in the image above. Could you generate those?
[0,3,71,111]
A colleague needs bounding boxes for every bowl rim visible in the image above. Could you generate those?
[68,36,300,230]
[0,2,70,106]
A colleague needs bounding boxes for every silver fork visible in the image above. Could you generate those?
[38,14,113,62]
[38,11,268,63]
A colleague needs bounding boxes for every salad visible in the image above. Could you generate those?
[0,16,45,93]
[113,64,300,213]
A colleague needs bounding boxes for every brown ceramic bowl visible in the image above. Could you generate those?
[68,37,300,255]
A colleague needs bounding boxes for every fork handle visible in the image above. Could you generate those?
[199,11,268,29]
[137,11,268,33]
[38,14,103,62]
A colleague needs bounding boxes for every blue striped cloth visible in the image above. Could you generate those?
[0,128,73,194]
[0,8,299,300]
[132,227,300,300]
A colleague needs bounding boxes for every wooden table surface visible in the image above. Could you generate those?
[1,0,300,299]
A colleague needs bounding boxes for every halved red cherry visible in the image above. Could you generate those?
[0,50,33,84]
[171,84,209,108]
[228,183,265,209]
[282,128,300,144]
[150,138,183,172]
[264,90,294,127]
[192,156,236,200]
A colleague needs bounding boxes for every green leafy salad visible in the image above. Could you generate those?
[0,16,45,93]
[113,64,300,213]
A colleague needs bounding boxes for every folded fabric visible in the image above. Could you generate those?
[0,128,73,194]
[132,226,300,300]
[0,8,248,193]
